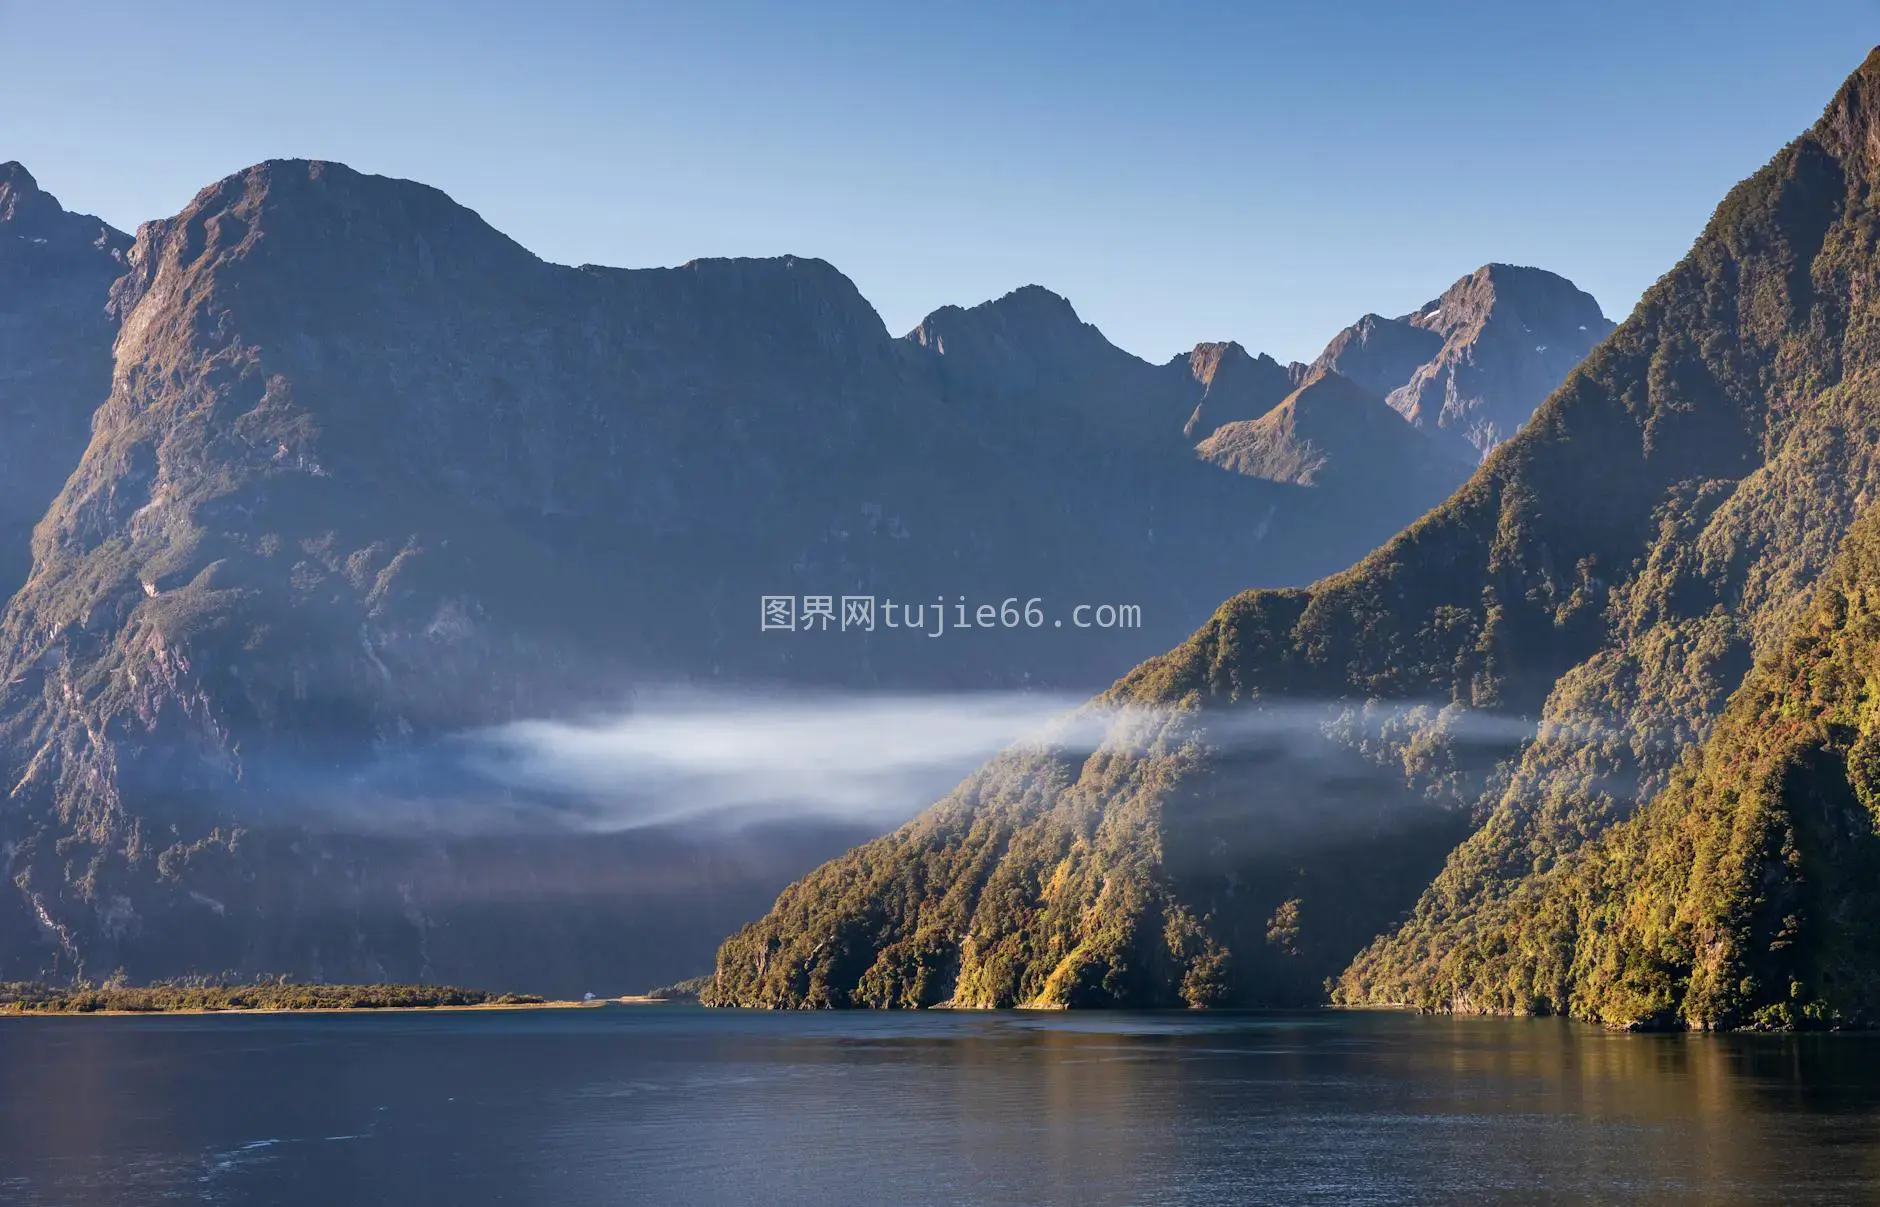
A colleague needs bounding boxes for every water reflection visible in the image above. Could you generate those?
[4,1009,1880,1205]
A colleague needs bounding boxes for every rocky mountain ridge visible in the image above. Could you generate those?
[0,162,130,592]
[1313,263,1614,461]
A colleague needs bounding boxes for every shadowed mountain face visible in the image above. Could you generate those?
[1171,342,1303,442]
[0,163,129,591]
[906,284,1142,404]
[707,49,1880,1022]
[0,155,1606,994]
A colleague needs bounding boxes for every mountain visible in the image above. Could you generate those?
[1313,264,1614,461]
[0,163,129,591]
[1196,368,1472,510]
[0,161,1261,991]
[1170,342,1303,441]
[905,284,1143,408]
[909,266,1599,480]
[0,158,1608,993]
[1432,509,1880,1030]
[1334,46,1880,1021]
[1170,266,1607,509]
[706,48,1880,1020]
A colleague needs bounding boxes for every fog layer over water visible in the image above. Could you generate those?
[281,687,1560,836]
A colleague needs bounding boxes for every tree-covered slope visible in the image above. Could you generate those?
[708,47,1880,1013]
[1383,507,1880,1030]
[1340,49,1880,1014]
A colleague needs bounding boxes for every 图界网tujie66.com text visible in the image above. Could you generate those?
[760,595,1142,636]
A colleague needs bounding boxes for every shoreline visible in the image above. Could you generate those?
[0,996,696,1019]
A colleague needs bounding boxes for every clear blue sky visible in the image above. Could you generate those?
[3,1,1875,362]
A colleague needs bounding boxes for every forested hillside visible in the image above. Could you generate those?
[709,48,1880,1021]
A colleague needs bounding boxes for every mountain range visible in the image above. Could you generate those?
[707,47,1880,1029]
[0,155,1603,993]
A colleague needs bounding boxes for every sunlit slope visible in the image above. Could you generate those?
[1359,507,1880,1029]
[1342,47,1880,1013]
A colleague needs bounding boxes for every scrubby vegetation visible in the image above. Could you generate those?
[1341,509,1880,1030]
[644,976,711,1002]
[0,978,542,1014]
[706,692,1489,1010]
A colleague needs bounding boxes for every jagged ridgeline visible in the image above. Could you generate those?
[708,48,1880,1014]
[0,164,128,593]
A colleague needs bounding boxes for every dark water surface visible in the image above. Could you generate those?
[3,1006,1879,1205]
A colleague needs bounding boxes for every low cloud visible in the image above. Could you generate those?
[457,685,1091,830]
[292,687,1557,836]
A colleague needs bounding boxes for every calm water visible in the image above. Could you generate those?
[2,1006,1879,1205]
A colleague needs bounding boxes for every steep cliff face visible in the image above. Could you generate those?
[1314,265,1614,461]
[0,163,129,593]
[707,49,1880,1018]
[0,162,926,988]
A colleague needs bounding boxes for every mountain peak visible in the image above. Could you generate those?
[656,253,892,346]
[0,161,64,231]
[0,162,129,262]
[1283,365,1374,415]
[1312,311,1445,397]
[1313,263,1612,460]
[169,159,524,247]
[907,284,1086,341]
[998,282,1080,314]
[1174,341,1299,440]
[116,157,540,326]
[903,283,1134,396]
[1183,340,1254,387]
[1814,45,1880,172]
[1265,366,1415,436]
[0,160,41,199]
[1412,263,1608,338]
[1196,367,1469,497]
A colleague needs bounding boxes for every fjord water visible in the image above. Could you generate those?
[3,1008,1878,1206]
